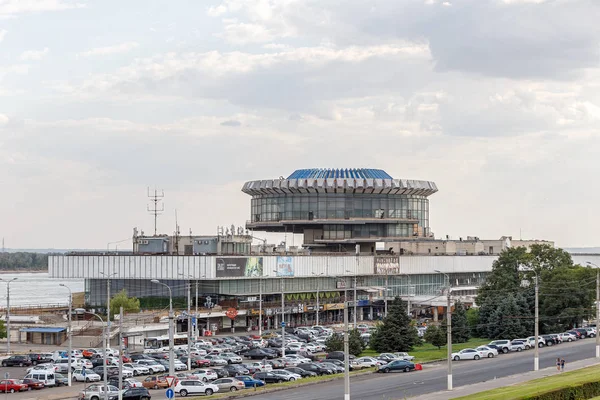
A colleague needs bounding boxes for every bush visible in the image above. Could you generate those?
[523,381,600,400]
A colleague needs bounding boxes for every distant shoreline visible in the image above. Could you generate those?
[0,270,48,274]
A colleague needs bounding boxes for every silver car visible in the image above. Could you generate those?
[79,384,119,400]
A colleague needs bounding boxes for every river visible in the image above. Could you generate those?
[0,272,84,307]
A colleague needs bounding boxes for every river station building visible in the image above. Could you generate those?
[48,168,556,344]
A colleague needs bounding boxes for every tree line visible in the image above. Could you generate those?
[0,252,49,271]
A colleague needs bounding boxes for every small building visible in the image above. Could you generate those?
[19,327,66,345]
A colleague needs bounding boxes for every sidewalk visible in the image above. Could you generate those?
[410,358,600,400]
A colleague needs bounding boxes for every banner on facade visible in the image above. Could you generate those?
[374,256,400,274]
[216,257,263,278]
[325,303,344,310]
[276,256,294,276]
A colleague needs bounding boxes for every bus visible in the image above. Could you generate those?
[143,334,190,353]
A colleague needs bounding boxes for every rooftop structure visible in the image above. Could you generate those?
[242,168,438,252]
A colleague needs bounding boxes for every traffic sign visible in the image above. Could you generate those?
[281,321,286,328]
[166,376,176,387]
[165,388,174,399]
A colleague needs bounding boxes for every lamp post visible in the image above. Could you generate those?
[99,271,117,350]
[151,280,174,376]
[273,270,285,358]
[520,266,540,371]
[312,272,324,326]
[434,270,452,391]
[85,312,107,397]
[258,275,263,336]
[400,273,412,316]
[179,273,194,371]
[59,284,73,386]
[586,262,600,358]
[345,269,358,329]
[1,278,17,354]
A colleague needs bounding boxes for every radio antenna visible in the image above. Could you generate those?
[147,187,164,236]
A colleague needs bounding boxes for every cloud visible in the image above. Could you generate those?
[0,0,85,17]
[20,47,49,61]
[0,30,6,42]
[79,41,139,57]
[218,21,275,44]
[0,114,8,125]
[220,119,241,127]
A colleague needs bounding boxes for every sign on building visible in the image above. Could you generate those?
[276,256,294,277]
[216,257,263,278]
[374,256,400,274]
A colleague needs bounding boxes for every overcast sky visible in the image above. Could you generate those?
[1,0,599,249]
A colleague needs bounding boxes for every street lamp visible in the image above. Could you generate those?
[59,284,73,386]
[99,271,118,351]
[346,270,358,329]
[434,270,452,391]
[273,270,285,358]
[400,273,412,316]
[179,273,195,371]
[0,278,17,354]
[85,312,108,397]
[520,266,540,371]
[312,272,324,326]
[258,274,263,336]
[586,261,600,358]
[151,280,174,376]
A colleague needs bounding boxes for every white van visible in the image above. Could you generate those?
[25,371,56,387]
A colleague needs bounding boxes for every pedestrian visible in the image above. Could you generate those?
[556,358,561,371]
[560,358,565,371]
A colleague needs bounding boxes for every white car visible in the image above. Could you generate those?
[191,369,218,382]
[512,339,532,349]
[509,341,527,352]
[272,370,302,381]
[355,357,384,367]
[26,364,55,374]
[475,346,498,358]
[73,369,101,382]
[174,361,188,371]
[394,352,415,361]
[527,336,546,348]
[244,362,273,372]
[123,378,143,388]
[122,363,149,376]
[451,349,484,361]
[174,379,219,397]
[134,360,165,373]
[560,332,578,342]
[204,355,228,366]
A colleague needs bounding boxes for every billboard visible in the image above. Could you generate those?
[216,257,263,278]
[276,256,294,277]
[374,256,400,274]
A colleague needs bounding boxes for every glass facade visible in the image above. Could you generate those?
[250,193,430,238]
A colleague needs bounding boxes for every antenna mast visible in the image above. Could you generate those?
[147,187,165,236]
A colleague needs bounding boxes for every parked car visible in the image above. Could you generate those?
[527,336,546,348]
[190,369,218,382]
[142,376,169,390]
[79,383,119,400]
[377,360,416,373]
[355,357,383,368]
[286,366,317,377]
[512,339,532,350]
[272,369,302,381]
[243,362,273,373]
[244,349,276,360]
[451,349,484,361]
[121,387,152,400]
[73,368,101,382]
[2,355,32,367]
[211,378,245,392]
[542,335,559,346]
[28,353,53,365]
[223,364,249,377]
[54,373,69,386]
[20,378,45,390]
[394,352,416,361]
[220,353,243,364]
[253,372,285,384]
[123,363,150,376]
[174,379,219,397]
[297,363,332,376]
[235,375,265,388]
[475,346,498,358]
[560,332,578,342]
[487,340,511,354]
[509,341,526,352]
[0,379,28,393]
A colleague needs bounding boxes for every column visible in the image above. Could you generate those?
[433,306,439,322]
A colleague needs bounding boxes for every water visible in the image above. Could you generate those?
[0,272,84,307]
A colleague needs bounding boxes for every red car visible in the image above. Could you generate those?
[0,379,29,393]
[21,378,45,390]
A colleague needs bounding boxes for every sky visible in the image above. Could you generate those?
[1,0,599,249]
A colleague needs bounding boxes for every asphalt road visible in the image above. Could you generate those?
[256,339,599,400]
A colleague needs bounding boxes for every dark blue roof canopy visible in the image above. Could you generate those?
[19,327,66,333]
[287,168,392,180]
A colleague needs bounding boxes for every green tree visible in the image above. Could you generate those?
[369,297,419,353]
[466,308,480,336]
[324,329,365,356]
[110,289,141,318]
[423,325,446,349]
[0,320,6,339]
[451,300,470,343]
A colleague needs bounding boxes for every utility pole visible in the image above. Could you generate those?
[59,284,73,386]
[435,270,452,391]
[534,271,539,371]
[585,262,600,358]
[187,282,191,371]
[281,277,285,358]
[344,283,350,400]
[258,276,263,336]
[2,278,17,354]
[147,188,165,236]
[195,280,199,340]
[118,307,123,400]
[384,268,389,317]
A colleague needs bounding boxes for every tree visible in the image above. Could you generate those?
[369,297,420,353]
[451,300,470,343]
[0,320,6,339]
[466,308,480,336]
[324,329,365,356]
[110,289,141,318]
[424,325,446,349]
[486,294,529,339]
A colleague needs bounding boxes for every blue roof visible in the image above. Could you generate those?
[287,168,392,180]
[19,327,66,333]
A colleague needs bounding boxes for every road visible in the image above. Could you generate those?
[256,339,598,400]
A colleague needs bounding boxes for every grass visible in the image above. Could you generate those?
[360,338,491,363]
[452,364,600,400]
